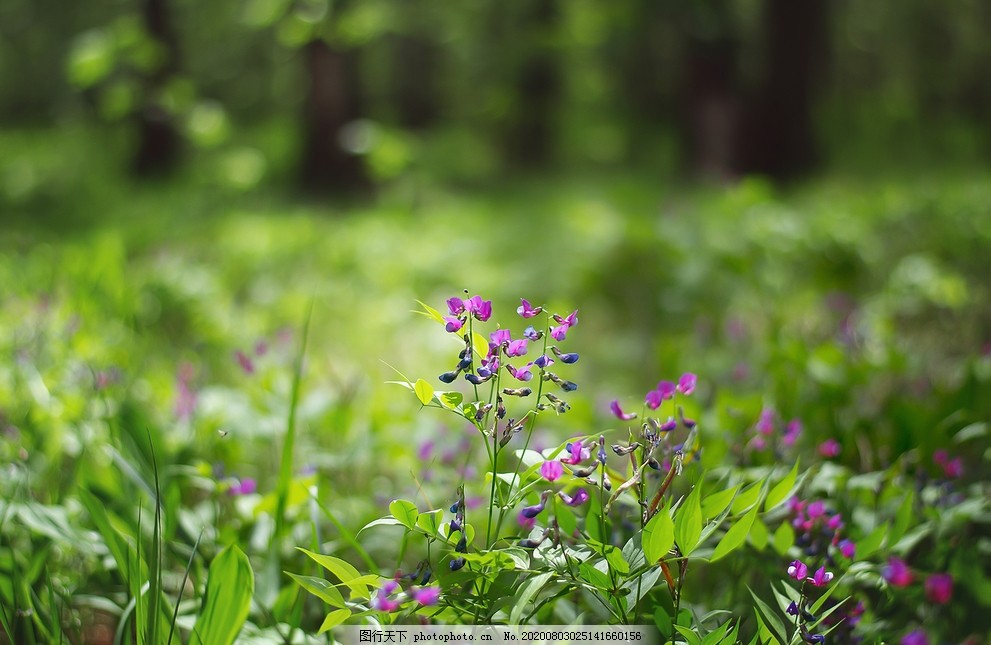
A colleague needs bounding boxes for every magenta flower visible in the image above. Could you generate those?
[444,316,464,333]
[657,380,676,400]
[787,560,808,580]
[370,580,401,612]
[783,419,802,446]
[560,440,590,465]
[807,500,826,520]
[558,489,589,506]
[235,350,254,374]
[818,438,841,458]
[925,573,953,604]
[507,363,533,382]
[411,585,441,606]
[935,450,965,479]
[490,329,511,346]
[658,417,677,432]
[447,297,465,315]
[539,460,563,482]
[550,324,569,341]
[677,373,697,395]
[808,566,834,587]
[756,409,774,435]
[645,389,664,410]
[563,310,578,327]
[506,339,528,357]
[517,299,542,318]
[838,539,856,559]
[465,295,492,321]
[901,630,929,645]
[883,557,913,587]
[228,478,257,496]
[523,325,541,341]
[610,400,637,421]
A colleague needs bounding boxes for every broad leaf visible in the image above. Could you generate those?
[389,500,419,530]
[710,504,759,562]
[642,509,675,563]
[413,379,434,406]
[764,460,799,512]
[674,486,703,556]
[190,545,253,645]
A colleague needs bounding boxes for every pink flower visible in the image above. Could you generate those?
[370,580,401,612]
[506,363,533,382]
[490,329,511,346]
[808,566,834,587]
[444,316,463,333]
[506,339,528,357]
[901,630,929,645]
[550,324,569,341]
[539,460,563,482]
[883,557,913,587]
[235,350,255,374]
[411,585,441,606]
[560,441,590,465]
[818,438,841,458]
[677,373,697,395]
[807,501,826,520]
[609,400,637,421]
[465,295,492,321]
[517,299,542,318]
[787,560,808,580]
[838,539,856,559]
[756,409,775,435]
[446,297,465,316]
[925,573,953,604]
[782,419,802,447]
[558,489,589,506]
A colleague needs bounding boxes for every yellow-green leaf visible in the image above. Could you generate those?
[318,609,351,634]
[702,484,740,520]
[772,521,794,555]
[710,504,758,562]
[413,379,434,406]
[731,480,763,514]
[675,486,703,555]
[389,499,419,530]
[190,545,253,645]
[764,460,799,512]
[643,508,675,563]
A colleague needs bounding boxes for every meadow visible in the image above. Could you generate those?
[2,129,990,644]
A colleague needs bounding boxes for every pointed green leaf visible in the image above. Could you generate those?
[675,486,703,555]
[509,572,554,624]
[711,504,758,562]
[642,509,675,563]
[764,460,800,512]
[190,545,253,645]
[472,332,489,358]
[702,485,739,521]
[286,572,346,608]
[731,480,763,514]
[438,391,463,409]
[359,517,404,534]
[750,517,769,551]
[414,300,445,324]
[888,492,914,546]
[674,626,703,645]
[857,524,886,559]
[578,562,613,593]
[413,379,434,406]
[748,587,787,645]
[318,609,351,634]
[416,509,443,536]
[296,548,366,595]
[772,521,794,555]
[389,500,419,530]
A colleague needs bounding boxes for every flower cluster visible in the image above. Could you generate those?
[748,407,805,453]
[882,555,953,603]
[448,485,468,571]
[369,577,442,612]
[789,497,855,565]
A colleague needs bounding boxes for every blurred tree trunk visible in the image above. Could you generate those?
[299,39,370,193]
[740,0,828,179]
[133,0,181,176]
[504,0,559,167]
[392,34,439,129]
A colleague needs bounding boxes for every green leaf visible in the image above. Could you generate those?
[416,509,443,537]
[296,548,367,596]
[772,521,794,555]
[888,492,914,546]
[764,460,799,512]
[654,607,673,637]
[438,391,463,409]
[675,486,703,555]
[413,379,434,406]
[602,545,630,575]
[190,545,253,645]
[286,572,346,608]
[710,504,758,562]
[318,609,351,634]
[674,626,703,645]
[587,504,604,543]
[731,480,763,515]
[578,562,613,593]
[414,300,445,324]
[509,572,554,624]
[556,502,578,538]
[642,509,675,563]
[857,524,886,559]
[701,484,739,521]
[472,331,489,358]
[748,587,786,645]
[389,500,419,530]
[702,621,732,645]
[750,517,769,551]
[359,516,404,533]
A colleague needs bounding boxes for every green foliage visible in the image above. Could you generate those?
[190,546,254,645]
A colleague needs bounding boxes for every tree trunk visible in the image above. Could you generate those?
[299,39,370,193]
[740,0,828,179]
[391,33,440,129]
[133,0,181,176]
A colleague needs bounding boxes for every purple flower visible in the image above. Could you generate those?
[517,299,542,318]
[610,400,637,421]
[561,441,590,465]
[563,310,578,327]
[883,557,913,587]
[925,573,953,604]
[370,580,401,612]
[449,557,466,571]
[507,363,533,382]
[174,363,197,421]
[783,419,802,446]
[520,491,550,519]
[659,417,677,432]
[490,329,511,346]
[523,325,542,341]
[558,489,589,506]
[533,354,554,368]
[550,324,569,341]
[656,381,676,400]
[818,439,841,458]
[235,350,255,374]
[444,316,464,333]
[677,373,697,395]
[756,409,775,435]
[838,539,856,559]
[788,560,808,580]
[465,295,492,321]
[645,389,664,410]
[807,500,826,520]
[539,460,563,482]
[447,297,465,316]
[411,585,441,606]
[506,339,528,357]
[228,478,257,496]
[786,601,799,616]
[808,566,834,587]
[901,630,929,645]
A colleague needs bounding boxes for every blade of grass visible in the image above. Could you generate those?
[308,491,377,573]
[168,530,202,645]
[146,432,163,645]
